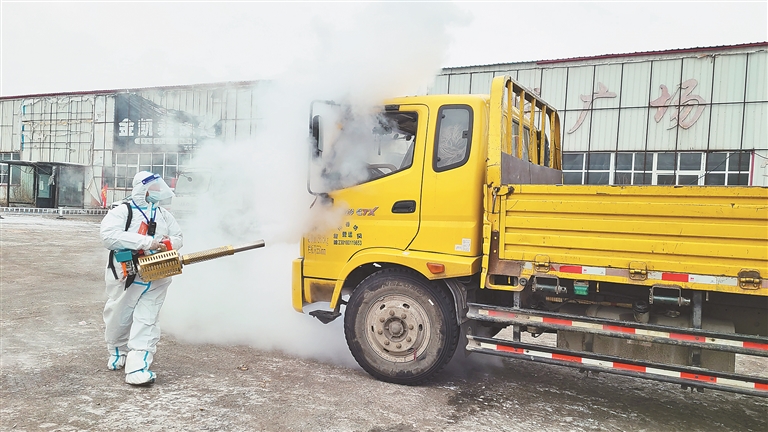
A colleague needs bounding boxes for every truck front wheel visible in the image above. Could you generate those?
[344,268,459,385]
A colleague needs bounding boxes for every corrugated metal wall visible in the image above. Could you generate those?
[0,83,262,207]
[435,48,768,186]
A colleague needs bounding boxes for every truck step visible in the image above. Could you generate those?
[467,303,768,357]
[309,310,341,324]
[466,335,768,398]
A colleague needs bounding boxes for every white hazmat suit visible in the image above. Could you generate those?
[100,171,183,385]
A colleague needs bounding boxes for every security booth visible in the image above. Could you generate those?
[1,161,86,208]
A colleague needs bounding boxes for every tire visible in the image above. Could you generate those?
[344,268,460,385]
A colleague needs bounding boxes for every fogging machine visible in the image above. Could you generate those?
[137,241,265,282]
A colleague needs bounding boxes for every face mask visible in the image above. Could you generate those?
[146,191,164,203]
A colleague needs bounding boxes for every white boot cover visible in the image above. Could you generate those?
[125,350,156,385]
[107,348,127,371]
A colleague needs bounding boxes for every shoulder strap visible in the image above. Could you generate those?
[122,201,137,289]
[123,201,132,231]
[107,250,118,279]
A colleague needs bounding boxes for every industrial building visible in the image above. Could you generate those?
[0,42,766,209]
[436,42,768,187]
[0,82,262,208]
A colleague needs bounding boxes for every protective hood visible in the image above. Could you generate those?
[131,171,174,206]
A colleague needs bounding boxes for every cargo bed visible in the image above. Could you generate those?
[485,184,768,296]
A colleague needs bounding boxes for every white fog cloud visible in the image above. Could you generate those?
[158,2,465,364]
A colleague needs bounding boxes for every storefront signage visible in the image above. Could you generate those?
[114,94,219,151]
[567,79,706,134]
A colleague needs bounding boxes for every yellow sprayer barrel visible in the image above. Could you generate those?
[137,241,265,282]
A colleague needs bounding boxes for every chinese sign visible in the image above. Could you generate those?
[567,79,707,134]
[649,79,706,129]
[114,94,219,151]
[334,220,363,246]
[568,82,616,134]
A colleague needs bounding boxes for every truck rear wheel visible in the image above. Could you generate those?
[344,268,459,385]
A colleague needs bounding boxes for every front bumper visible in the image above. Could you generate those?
[291,258,304,312]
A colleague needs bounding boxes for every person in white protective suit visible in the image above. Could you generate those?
[100,171,183,385]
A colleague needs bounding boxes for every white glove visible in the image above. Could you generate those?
[148,239,168,252]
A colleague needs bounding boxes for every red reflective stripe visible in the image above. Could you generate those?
[488,310,516,320]
[670,333,703,342]
[552,353,582,363]
[497,345,524,354]
[613,362,646,373]
[604,325,635,334]
[560,265,583,274]
[543,317,573,326]
[756,382,768,391]
[743,341,768,351]
[662,273,689,282]
[681,372,717,383]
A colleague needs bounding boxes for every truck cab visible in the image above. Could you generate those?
[296,96,488,308]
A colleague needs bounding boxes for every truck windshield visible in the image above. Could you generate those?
[310,110,418,193]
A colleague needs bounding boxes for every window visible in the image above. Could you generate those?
[0,152,21,185]
[434,105,473,172]
[586,153,611,184]
[562,152,585,184]
[676,153,703,186]
[561,151,745,186]
[309,110,419,192]
[615,152,652,185]
[704,151,750,185]
[108,152,191,189]
[655,152,705,186]
[656,153,676,171]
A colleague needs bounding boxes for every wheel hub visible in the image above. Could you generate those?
[365,295,431,362]
[388,321,404,337]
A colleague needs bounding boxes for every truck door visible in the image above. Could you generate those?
[303,104,429,281]
[409,102,485,257]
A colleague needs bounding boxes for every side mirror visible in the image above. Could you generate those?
[311,115,322,157]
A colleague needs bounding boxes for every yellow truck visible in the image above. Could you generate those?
[292,76,768,397]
